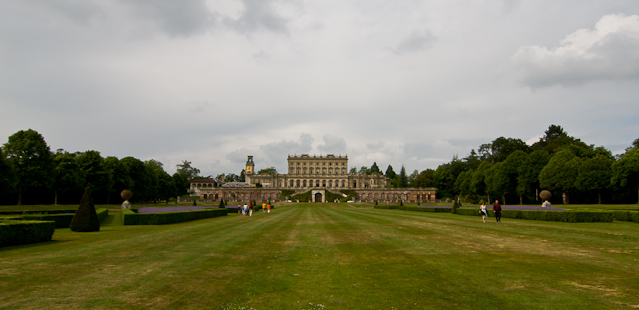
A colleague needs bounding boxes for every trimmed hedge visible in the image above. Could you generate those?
[0,209,76,215]
[123,208,227,225]
[0,209,108,228]
[613,211,639,223]
[457,208,613,222]
[374,205,399,210]
[0,220,56,247]
[399,206,451,213]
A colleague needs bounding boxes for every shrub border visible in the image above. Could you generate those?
[122,208,227,225]
[0,220,56,247]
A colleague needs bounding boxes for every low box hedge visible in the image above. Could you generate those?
[398,206,452,213]
[374,205,399,210]
[456,208,613,222]
[0,220,56,247]
[613,211,639,223]
[0,208,109,228]
[123,208,227,225]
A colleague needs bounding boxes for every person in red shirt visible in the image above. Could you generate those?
[493,200,502,222]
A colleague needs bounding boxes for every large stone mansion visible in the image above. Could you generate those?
[190,154,436,203]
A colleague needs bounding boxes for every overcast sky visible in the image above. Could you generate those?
[1,0,638,177]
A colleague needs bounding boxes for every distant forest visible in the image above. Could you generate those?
[371,125,638,205]
[1,125,638,205]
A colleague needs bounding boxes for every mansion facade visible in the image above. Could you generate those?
[245,154,387,189]
[190,154,436,203]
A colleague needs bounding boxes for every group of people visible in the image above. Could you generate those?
[237,203,272,216]
[479,200,502,223]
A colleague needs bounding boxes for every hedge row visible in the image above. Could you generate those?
[0,209,75,215]
[613,211,639,223]
[123,208,227,225]
[398,206,451,213]
[456,208,613,222]
[0,220,56,247]
[374,205,398,210]
[0,209,109,228]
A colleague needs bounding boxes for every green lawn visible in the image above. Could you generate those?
[1,203,638,309]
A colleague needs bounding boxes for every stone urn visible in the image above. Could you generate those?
[121,189,133,209]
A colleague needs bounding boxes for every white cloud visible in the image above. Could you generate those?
[512,14,639,87]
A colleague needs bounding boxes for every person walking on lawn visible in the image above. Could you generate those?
[493,200,502,222]
[479,202,488,223]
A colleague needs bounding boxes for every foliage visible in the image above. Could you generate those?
[0,148,17,202]
[455,208,613,222]
[258,167,277,175]
[0,220,56,247]
[123,208,227,225]
[70,187,100,232]
[577,154,613,204]
[611,148,639,203]
[370,162,381,174]
[539,148,580,203]
[2,129,55,205]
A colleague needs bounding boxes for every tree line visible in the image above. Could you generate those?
[0,129,203,205]
[2,126,638,205]
[361,125,638,204]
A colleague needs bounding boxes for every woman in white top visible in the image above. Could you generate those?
[479,202,487,223]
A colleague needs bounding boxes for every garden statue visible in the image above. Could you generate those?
[540,190,552,207]
[121,189,133,209]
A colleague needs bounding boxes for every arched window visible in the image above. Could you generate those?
[303,180,307,187]
[316,180,320,187]
[290,180,294,187]
[328,180,333,187]
[296,180,300,187]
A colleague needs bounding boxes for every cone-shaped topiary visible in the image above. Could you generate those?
[70,187,100,232]
[219,198,225,208]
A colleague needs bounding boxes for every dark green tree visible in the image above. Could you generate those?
[258,167,278,174]
[70,187,100,232]
[516,150,550,202]
[413,169,436,188]
[532,125,589,155]
[385,165,396,179]
[120,157,151,202]
[370,162,381,174]
[611,148,639,203]
[398,165,408,188]
[3,129,55,204]
[0,149,17,201]
[172,172,188,197]
[76,150,109,198]
[53,152,85,205]
[539,148,581,204]
[176,160,201,183]
[104,156,128,204]
[577,154,613,204]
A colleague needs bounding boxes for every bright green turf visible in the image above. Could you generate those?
[1,203,638,309]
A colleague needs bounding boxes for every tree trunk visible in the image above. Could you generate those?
[54,191,58,205]
[18,187,23,205]
[502,195,506,205]
[562,192,569,204]
[520,195,523,205]
[598,189,602,205]
[536,187,539,201]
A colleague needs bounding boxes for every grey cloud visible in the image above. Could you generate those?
[121,0,217,37]
[227,148,255,164]
[511,14,639,88]
[390,30,436,55]
[366,141,385,151]
[225,0,289,34]
[259,133,314,167]
[317,134,347,154]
